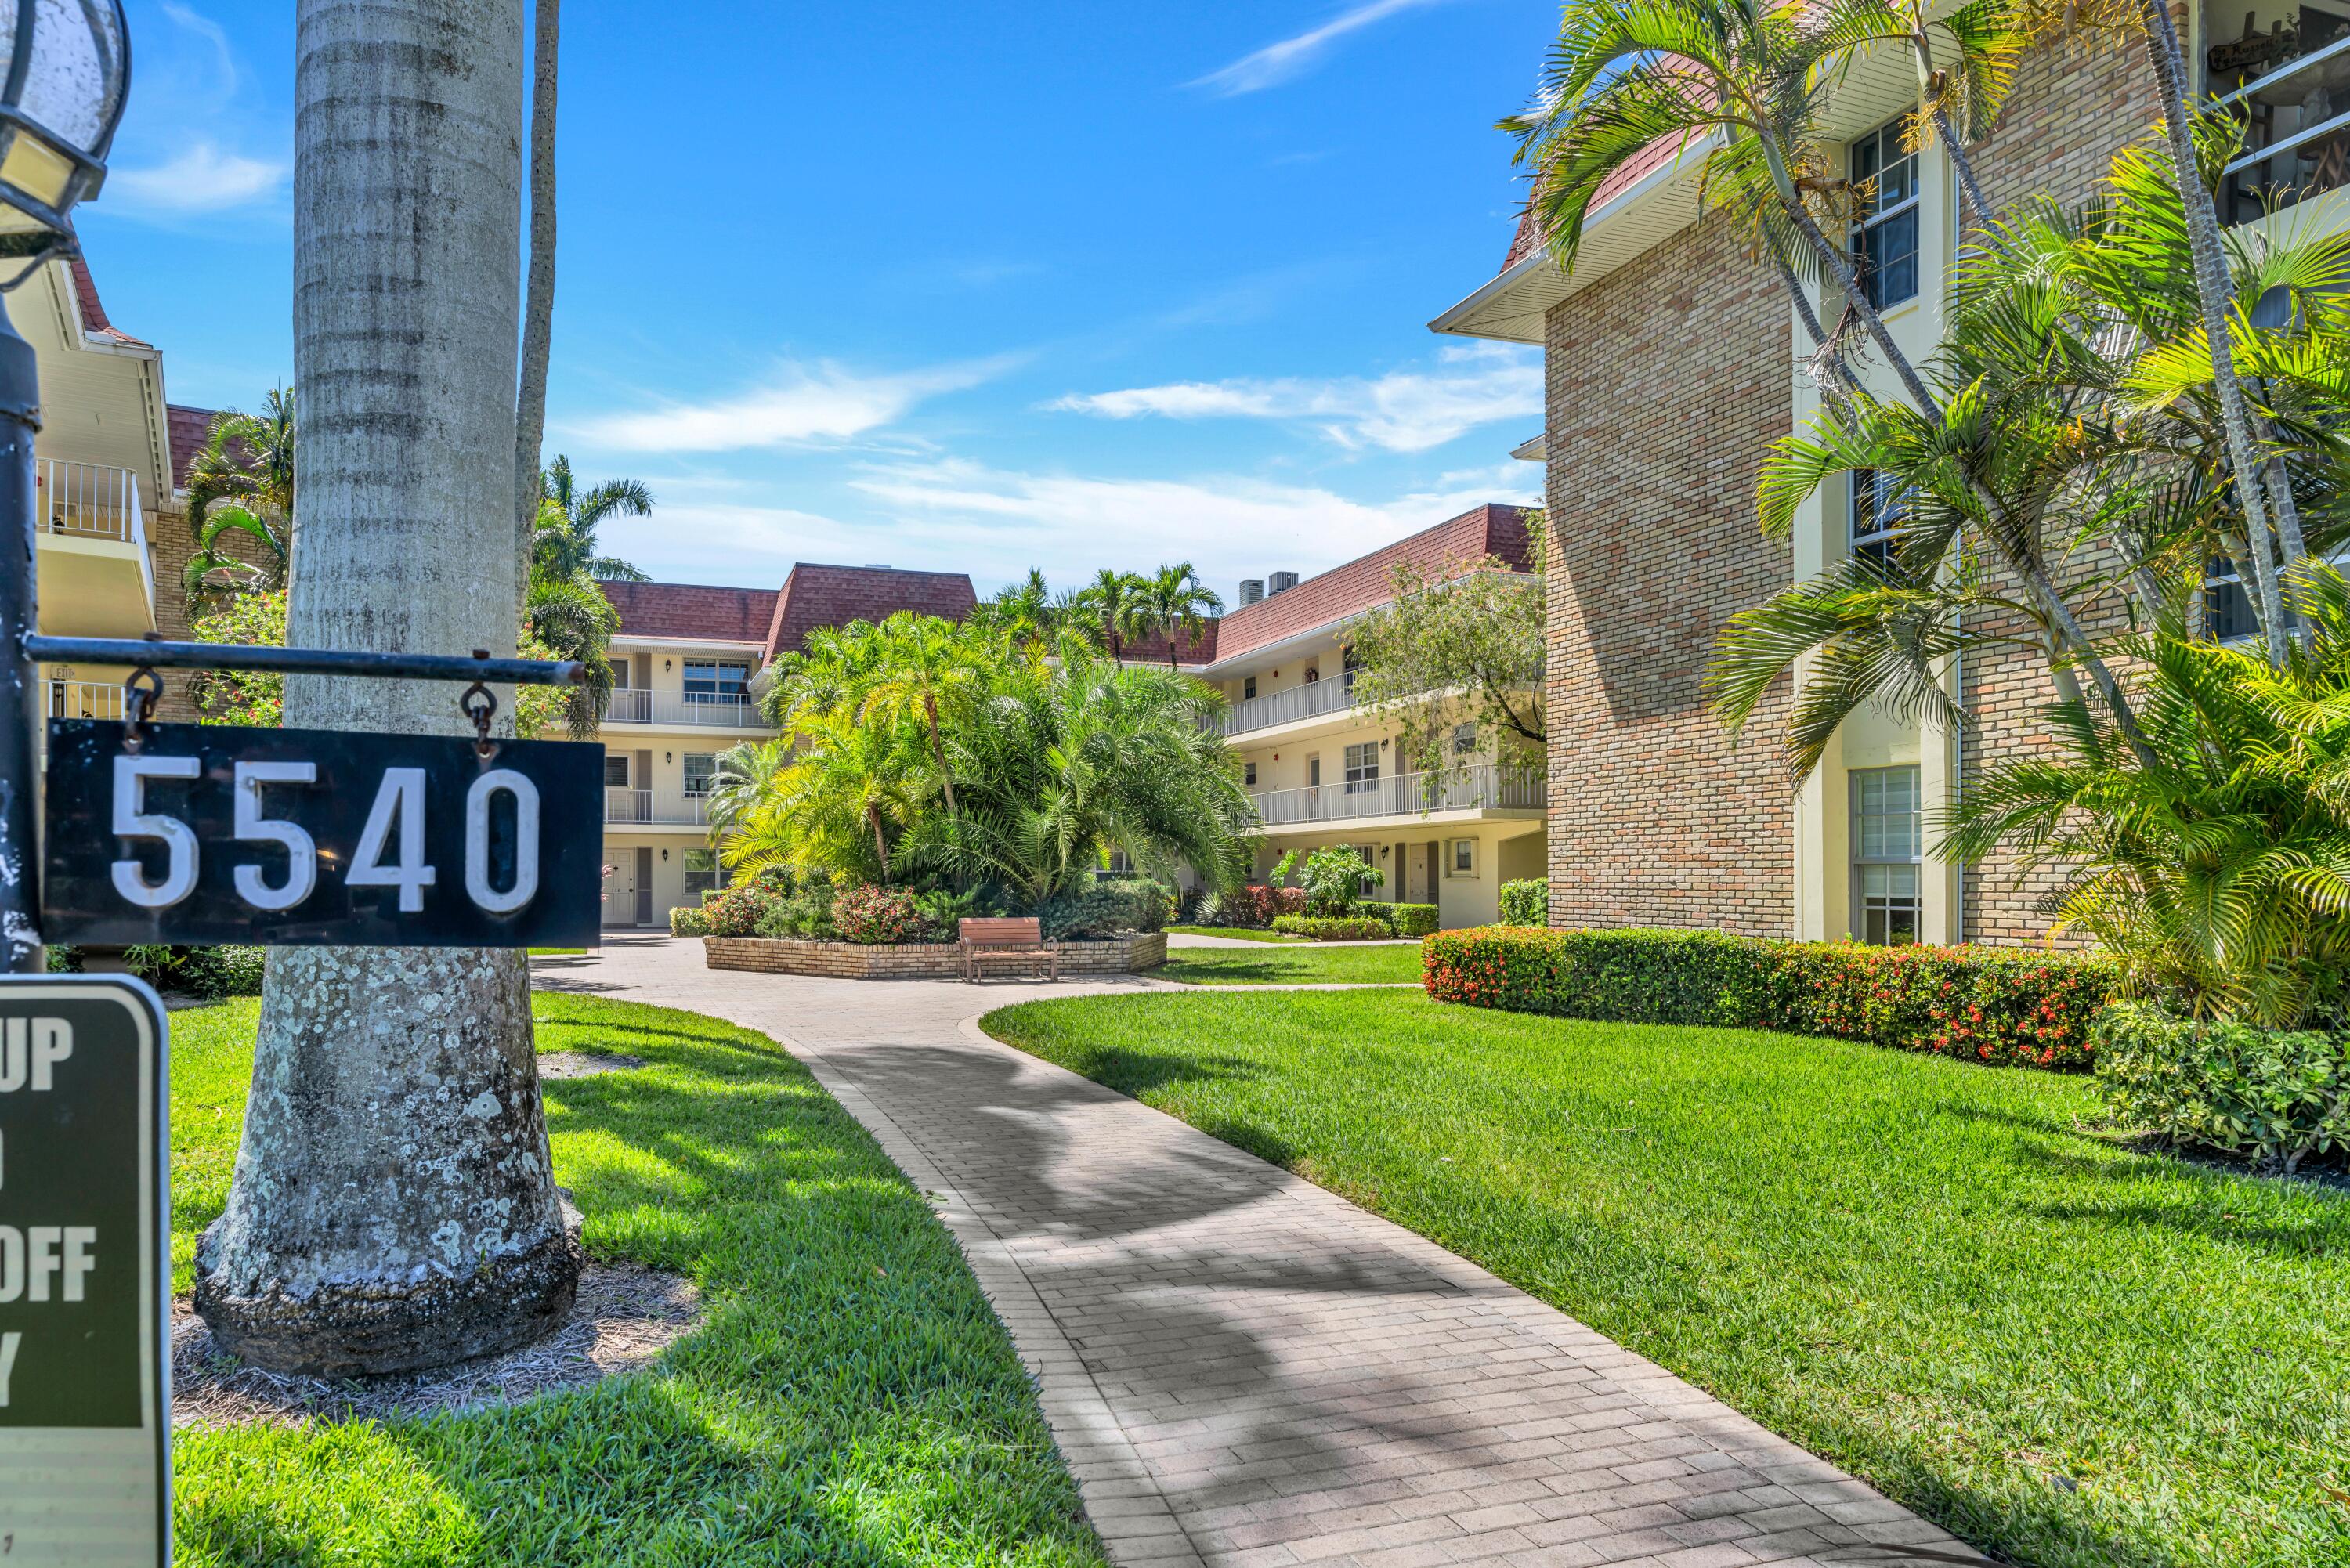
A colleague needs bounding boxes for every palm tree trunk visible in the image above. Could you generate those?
[1932,107,1993,225]
[513,0,559,612]
[869,803,891,876]
[2136,0,2289,663]
[195,0,577,1378]
[924,693,957,815]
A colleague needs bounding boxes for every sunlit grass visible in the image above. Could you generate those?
[170,995,1104,1566]
[1155,942,1422,985]
[984,988,2350,1568]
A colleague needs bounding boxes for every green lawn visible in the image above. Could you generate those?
[1154,942,1423,985]
[981,989,2350,1568]
[1164,925,1305,942]
[170,995,1107,1567]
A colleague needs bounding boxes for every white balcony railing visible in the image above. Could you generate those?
[603,688,766,729]
[1249,762,1544,829]
[37,459,153,612]
[603,788,713,826]
[47,679,124,720]
[1224,671,1357,737]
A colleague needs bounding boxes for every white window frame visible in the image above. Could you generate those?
[1343,741,1379,795]
[1447,837,1476,878]
[1850,117,1920,309]
[1850,764,1923,946]
[682,751,717,797]
[682,658,751,705]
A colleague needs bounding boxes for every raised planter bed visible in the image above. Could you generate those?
[703,931,1166,980]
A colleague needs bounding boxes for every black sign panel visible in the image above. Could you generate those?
[42,721,604,948]
[0,975,168,1566]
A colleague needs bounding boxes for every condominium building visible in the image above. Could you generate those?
[594,564,976,927]
[1200,504,1546,929]
[1430,23,2204,945]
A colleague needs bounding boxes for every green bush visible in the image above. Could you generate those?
[1037,879,1167,941]
[1386,903,1439,938]
[833,884,931,945]
[1273,845,1383,916]
[1273,915,1394,941]
[1423,926,2117,1071]
[763,880,838,941]
[2096,1001,2350,1173]
[670,904,711,937]
[118,944,267,999]
[703,886,779,938]
[1499,880,1547,926]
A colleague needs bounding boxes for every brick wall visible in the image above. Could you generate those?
[703,931,1167,979]
[1956,30,2162,945]
[1542,208,1795,937]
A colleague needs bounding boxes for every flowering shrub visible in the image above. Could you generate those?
[2096,1002,2350,1172]
[832,884,931,945]
[703,886,780,938]
[1423,927,2117,1071]
[1272,915,1394,941]
[670,903,711,937]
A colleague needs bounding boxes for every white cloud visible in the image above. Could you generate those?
[570,357,1014,453]
[161,2,238,92]
[846,458,1537,591]
[1049,348,1541,453]
[1191,0,1449,96]
[107,142,286,214]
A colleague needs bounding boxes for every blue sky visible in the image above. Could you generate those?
[77,0,1551,599]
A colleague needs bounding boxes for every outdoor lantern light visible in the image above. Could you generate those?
[0,0,129,246]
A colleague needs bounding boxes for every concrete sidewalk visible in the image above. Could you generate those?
[537,937,1979,1568]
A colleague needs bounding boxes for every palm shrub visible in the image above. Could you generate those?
[1273,845,1383,916]
[1945,564,2350,1031]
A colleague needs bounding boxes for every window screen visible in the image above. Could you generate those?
[1851,119,1919,309]
[1852,764,1922,945]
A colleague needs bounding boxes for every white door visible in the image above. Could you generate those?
[603,853,635,928]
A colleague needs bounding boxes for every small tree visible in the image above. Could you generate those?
[1347,526,1546,779]
[1274,845,1385,916]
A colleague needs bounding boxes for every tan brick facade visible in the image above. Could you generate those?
[1542,208,1795,937]
[1535,40,2164,946]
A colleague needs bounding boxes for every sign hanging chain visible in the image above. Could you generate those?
[120,663,162,753]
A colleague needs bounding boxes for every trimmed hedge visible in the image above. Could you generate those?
[1386,903,1439,938]
[1218,884,1309,929]
[1424,926,2117,1070]
[1273,915,1394,941]
[2097,1001,2350,1173]
[1499,880,1546,927]
[670,904,711,937]
[833,884,930,945]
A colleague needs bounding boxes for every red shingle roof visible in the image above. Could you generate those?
[167,403,217,491]
[1211,504,1533,666]
[1502,127,1700,273]
[600,580,779,644]
[765,563,978,656]
[1119,624,1219,667]
[67,249,150,349]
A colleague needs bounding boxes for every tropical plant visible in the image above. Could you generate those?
[860,611,983,815]
[183,388,296,605]
[1072,568,1149,659]
[1133,561,1224,668]
[522,454,651,737]
[1347,528,1547,778]
[513,0,561,603]
[532,453,651,581]
[1274,844,1385,916]
[705,739,791,842]
[979,568,1061,651]
[1942,564,2350,1030]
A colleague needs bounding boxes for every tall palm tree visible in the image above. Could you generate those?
[1073,567,1148,659]
[1135,561,1224,669]
[197,0,573,1378]
[860,612,982,815]
[513,0,560,609]
[183,388,297,605]
[986,568,1058,651]
[731,703,927,883]
[705,738,791,844]
[533,453,652,580]
[1819,0,2024,225]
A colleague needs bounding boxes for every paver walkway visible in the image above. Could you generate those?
[537,938,1983,1568]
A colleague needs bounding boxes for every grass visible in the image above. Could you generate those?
[1164,925,1305,942]
[527,947,586,956]
[1153,941,1423,986]
[169,995,1107,1567]
[981,988,2350,1568]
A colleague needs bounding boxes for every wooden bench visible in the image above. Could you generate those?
[959,916,1059,983]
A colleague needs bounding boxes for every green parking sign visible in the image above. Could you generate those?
[0,977,168,1566]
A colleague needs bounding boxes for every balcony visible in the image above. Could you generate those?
[604,788,713,827]
[2213,17,2350,223]
[1224,672,1358,738]
[34,459,154,635]
[1249,762,1544,829]
[603,688,768,730]
[47,679,125,720]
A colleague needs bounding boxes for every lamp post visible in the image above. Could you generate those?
[0,1,128,971]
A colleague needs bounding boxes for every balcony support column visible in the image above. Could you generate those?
[0,296,42,971]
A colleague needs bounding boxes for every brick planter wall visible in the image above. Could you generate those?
[703,931,1166,979]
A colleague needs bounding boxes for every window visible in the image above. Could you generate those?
[1452,722,1478,757]
[1852,765,1922,945]
[1243,760,1257,787]
[1849,469,1906,569]
[682,847,724,900]
[1343,741,1379,794]
[1307,755,1321,789]
[682,659,750,706]
[1304,666,1320,685]
[602,753,631,788]
[682,752,716,796]
[1851,118,1919,309]
[1448,838,1476,876]
[2204,556,2260,643]
[1242,675,1256,700]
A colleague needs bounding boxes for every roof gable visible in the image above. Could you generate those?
[766,563,978,655]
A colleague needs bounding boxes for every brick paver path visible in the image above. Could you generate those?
[537,938,1982,1568]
